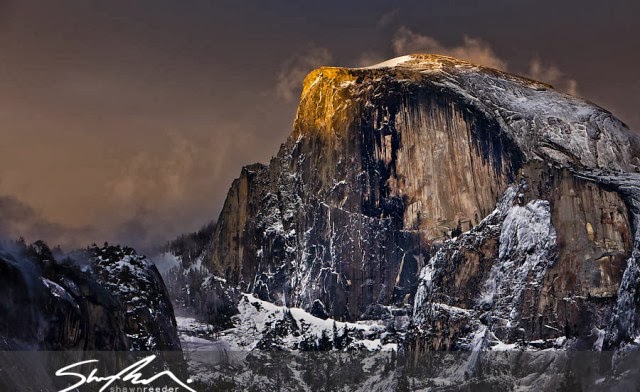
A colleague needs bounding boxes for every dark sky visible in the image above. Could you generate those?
[0,0,638,251]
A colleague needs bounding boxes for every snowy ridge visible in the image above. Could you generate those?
[412,186,570,352]
[361,55,414,69]
[413,186,517,322]
[484,199,557,328]
[220,293,398,352]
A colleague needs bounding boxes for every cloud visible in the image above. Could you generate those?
[108,132,196,207]
[0,126,249,253]
[355,50,386,67]
[392,26,508,70]
[100,127,269,253]
[275,46,333,102]
[0,195,94,249]
[389,27,578,95]
[0,193,167,255]
[377,9,399,28]
[102,132,214,251]
[528,58,579,95]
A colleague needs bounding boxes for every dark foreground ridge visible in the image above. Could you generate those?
[0,240,181,351]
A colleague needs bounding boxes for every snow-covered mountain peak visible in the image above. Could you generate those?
[298,54,639,173]
[360,53,511,76]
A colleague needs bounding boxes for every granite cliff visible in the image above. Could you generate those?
[200,54,640,354]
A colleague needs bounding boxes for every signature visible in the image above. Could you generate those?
[55,354,196,392]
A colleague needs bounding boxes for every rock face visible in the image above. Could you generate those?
[0,241,181,351]
[206,54,640,350]
[89,244,182,351]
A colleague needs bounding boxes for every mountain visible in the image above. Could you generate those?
[189,54,640,355]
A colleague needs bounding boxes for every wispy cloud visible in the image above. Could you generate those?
[528,58,578,95]
[275,45,333,102]
[108,132,196,207]
[389,27,578,95]
[392,26,507,70]
[0,195,93,249]
[355,50,386,67]
[377,9,399,28]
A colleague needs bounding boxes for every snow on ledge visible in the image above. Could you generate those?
[361,55,413,69]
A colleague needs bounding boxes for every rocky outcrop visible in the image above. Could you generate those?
[206,54,640,351]
[89,244,182,351]
[0,241,181,351]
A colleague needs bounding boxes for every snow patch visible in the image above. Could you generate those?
[479,199,557,328]
[362,55,413,69]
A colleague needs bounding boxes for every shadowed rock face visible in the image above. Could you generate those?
[208,54,640,349]
[0,242,181,351]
